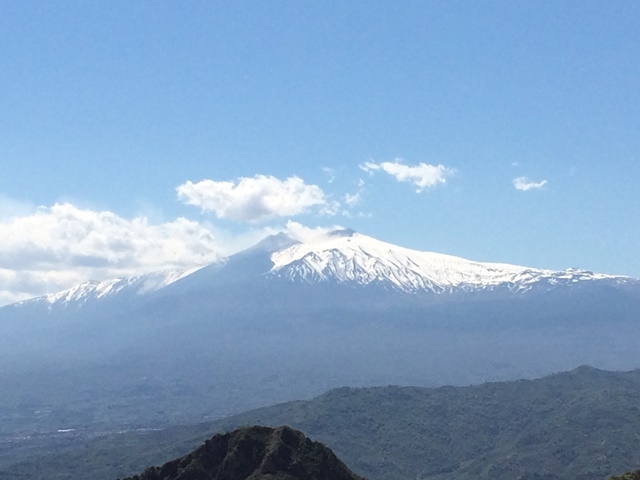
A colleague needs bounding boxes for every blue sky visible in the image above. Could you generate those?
[1,1,639,304]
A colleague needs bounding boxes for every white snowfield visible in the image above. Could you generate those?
[11,229,632,309]
[15,268,200,308]
[269,230,628,293]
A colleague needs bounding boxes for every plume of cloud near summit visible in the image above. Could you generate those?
[360,159,455,192]
[513,177,548,191]
[176,175,331,223]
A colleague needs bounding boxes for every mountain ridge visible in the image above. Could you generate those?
[267,230,629,293]
[4,366,640,480]
[120,425,366,480]
[9,267,200,312]
[4,228,635,312]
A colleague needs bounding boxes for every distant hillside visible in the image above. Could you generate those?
[120,425,365,480]
[611,471,640,480]
[3,366,640,480]
[212,366,640,480]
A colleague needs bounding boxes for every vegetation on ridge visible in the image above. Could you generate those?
[611,470,640,480]
[120,425,365,480]
[2,366,640,480]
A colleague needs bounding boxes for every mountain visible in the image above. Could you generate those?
[266,229,631,294]
[8,267,199,315]
[0,229,639,435]
[611,471,640,480]
[211,365,640,480]
[120,425,365,480]
[4,366,640,480]
[4,228,635,315]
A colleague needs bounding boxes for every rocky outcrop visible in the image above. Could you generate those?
[121,425,365,480]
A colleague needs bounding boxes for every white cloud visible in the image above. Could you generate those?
[343,178,366,208]
[176,175,333,222]
[284,221,344,244]
[0,193,374,306]
[344,192,361,207]
[513,177,548,191]
[359,159,454,192]
[0,203,223,305]
[341,210,372,219]
[339,177,371,217]
[319,200,341,216]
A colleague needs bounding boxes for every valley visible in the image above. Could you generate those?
[1,230,639,479]
[2,366,640,480]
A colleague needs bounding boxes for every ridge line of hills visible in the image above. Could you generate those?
[3,365,640,480]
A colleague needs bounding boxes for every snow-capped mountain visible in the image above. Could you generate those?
[12,267,200,312]
[3,228,635,314]
[267,229,631,293]
[2,228,640,436]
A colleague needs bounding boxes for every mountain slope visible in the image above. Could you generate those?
[611,471,640,480]
[209,366,640,480]
[121,425,365,480]
[9,267,200,314]
[2,228,636,316]
[4,367,640,480]
[268,229,631,293]
[0,229,639,438]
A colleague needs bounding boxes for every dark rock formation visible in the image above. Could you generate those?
[121,425,365,480]
[611,470,640,480]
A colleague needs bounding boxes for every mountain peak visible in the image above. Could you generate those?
[4,228,635,312]
[328,227,357,238]
[267,230,632,293]
[248,232,299,253]
[121,425,366,480]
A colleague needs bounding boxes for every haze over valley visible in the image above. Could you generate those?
[1,229,639,437]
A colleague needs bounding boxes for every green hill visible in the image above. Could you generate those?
[3,366,640,480]
[610,470,640,480]
[212,365,640,480]
[120,425,365,480]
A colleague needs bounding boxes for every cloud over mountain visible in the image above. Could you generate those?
[177,175,332,222]
[0,203,222,305]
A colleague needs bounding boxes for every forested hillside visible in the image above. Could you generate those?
[3,366,640,480]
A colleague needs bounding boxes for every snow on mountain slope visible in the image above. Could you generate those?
[269,229,630,293]
[14,267,201,310]
[4,228,635,313]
